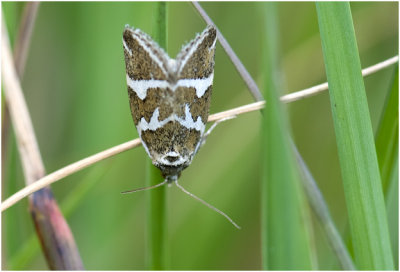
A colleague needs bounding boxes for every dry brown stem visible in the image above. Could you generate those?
[2,17,45,185]
[2,10,84,269]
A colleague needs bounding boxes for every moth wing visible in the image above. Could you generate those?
[176,25,217,80]
[123,26,174,168]
[123,26,169,81]
[163,25,217,166]
[123,26,171,128]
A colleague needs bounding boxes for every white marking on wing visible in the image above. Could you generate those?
[127,73,213,99]
[122,38,132,56]
[179,104,205,132]
[126,75,169,100]
[177,31,208,76]
[129,30,169,76]
[138,108,164,131]
[209,37,217,53]
[177,74,214,97]
[140,140,152,158]
[137,105,205,133]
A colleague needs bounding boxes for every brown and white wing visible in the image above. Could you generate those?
[173,25,217,139]
[176,25,217,80]
[122,26,170,127]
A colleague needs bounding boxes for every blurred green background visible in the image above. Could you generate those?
[2,2,398,270]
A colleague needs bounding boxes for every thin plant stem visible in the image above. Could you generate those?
[192,1,264,101]
[1,139,141,212]
[146,2,169,270]
[1,56,397,212]
[207,55,399,121]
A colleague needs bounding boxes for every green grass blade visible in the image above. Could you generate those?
[375,67,398,268]
[152,2,167,51]
[316,2,394,269]
[261,3,312,269]
[146,160,168,270]
[146,2,169,270]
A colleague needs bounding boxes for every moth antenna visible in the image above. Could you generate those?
[121,179,168,194]
[174,179,241,229]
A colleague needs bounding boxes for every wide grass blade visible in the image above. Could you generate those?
[261,3,312,269]
[316,2,394,269]
[146,2,169,270]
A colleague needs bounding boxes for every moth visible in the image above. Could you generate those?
[122,25,239,228]
[122,25,216,182]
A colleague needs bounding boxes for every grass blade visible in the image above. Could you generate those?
[316,2,394,269]
[261,3,312,269]
[146,161,168,269]
[146,2,169,269]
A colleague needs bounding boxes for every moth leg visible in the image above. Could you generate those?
[200,115,237,147]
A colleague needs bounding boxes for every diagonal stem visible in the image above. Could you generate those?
[192,1,264,102]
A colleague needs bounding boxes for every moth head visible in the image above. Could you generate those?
[154,159,188,181]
